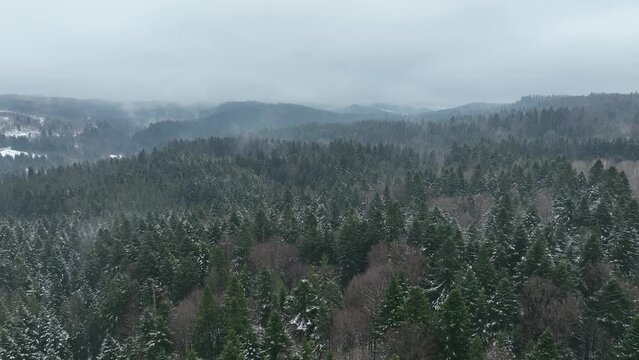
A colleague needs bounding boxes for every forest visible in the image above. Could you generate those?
[1,94,639,359]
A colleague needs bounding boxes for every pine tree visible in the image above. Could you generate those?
[611,227,639,277]
[374,275,408,337]
[39,309,73,360]
[256,267,275,326]
[336,210,366,284]
[254,207,271,243]
[299,339,319,360]
[220,331,246,360]
[384,188,405,242]
[469,336,485,360]
[437,288,471,360]
[235,223,254,265]
[286,279,320,340]
[615,315,639,359]
[580,233,604,296]
[553,259,577,294]
[264,311,290,360]
[581,233,603,269]
[430,232,464,302]
[140,305,173,359]
[282,206,299,244]
[491,277,518,335]
[299,212,324,264]
[307,257,341,342]
[486,193,516,274]
[512,222,529,281]
[193,287,224,358]
[525,330,561,360]
[522,236,553,279]
[224,275,250,337]
[458,269,487,340]
[97,335,128,360]
[404,286,430,328]
[587,278,632,338]
[365,194,386,248]
[473,242,496,293]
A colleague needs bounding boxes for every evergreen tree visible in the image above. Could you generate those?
[384,193,405,242]
[220,331,246,360]
[459,269,489,340]
[429,232,464,302]
[525,330,561,360]
[469,336,485,360]
[522,236,553,279]
[224,275,250,337]
[587,278,632,339]
[193,287,224,358]
[286,279,320,341]
[374,275,408,337]
[615,315,639,360]
[553,259,577,294]
[264,311,290,360]
[580,233,604,296]
[140,305,173,359]
[336,210,366,284]
[39,310,73,360]
[256,267,276,326]
[97,335,128,360]
[404,286,431,328]
[299,212,325,264]
[486,193,516,274]
[491,277,518,335]
[437,288,471,360]
[473,242,496,293]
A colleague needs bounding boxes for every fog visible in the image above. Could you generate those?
[0,0,638,107]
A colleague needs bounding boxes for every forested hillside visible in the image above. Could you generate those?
[1,94,639,359]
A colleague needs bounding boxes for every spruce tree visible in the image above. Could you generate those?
[525,330,561,360]
[97,335,128,360]
[473,242,496,293]
[615,315,639,360]
[491,277,518,335]
[220,331,246,360]
[286,279,320,341]
[299,212,324,264]
[193,287,224,358]
[256,267,275,326]
[404,286,430,328]
[224,276,250,334]
[522,236,553,279]
[264,311,290,360]
[437,288,471,360]
[587,278,632,339]
[374,275,408,337]
[336,210,366,284]
[139,305,173,359]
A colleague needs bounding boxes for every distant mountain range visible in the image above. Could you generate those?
[0,92,638,163]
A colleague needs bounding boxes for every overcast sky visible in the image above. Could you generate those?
[0,0,638,107]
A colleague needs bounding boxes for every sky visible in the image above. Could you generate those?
[0,0,638,108]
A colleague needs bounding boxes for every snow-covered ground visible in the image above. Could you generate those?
[3,129,41,138]
[0,110,45,138]
[0,147,45,159]
[0,147,30,158]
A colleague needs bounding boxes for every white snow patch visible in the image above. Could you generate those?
[0,147,45,159]
[0,147,30,158]
[3,129,40,138]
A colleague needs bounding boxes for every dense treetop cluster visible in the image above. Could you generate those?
[1,94,639,359]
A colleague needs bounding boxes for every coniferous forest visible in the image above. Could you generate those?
[0,94,639,359]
